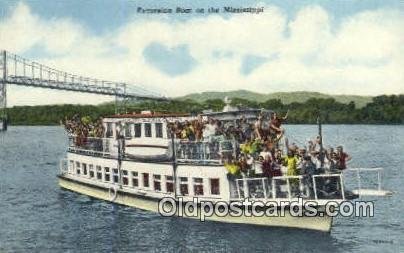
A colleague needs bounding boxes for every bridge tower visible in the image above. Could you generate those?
[114,83,128,115]
[0,50,7,131]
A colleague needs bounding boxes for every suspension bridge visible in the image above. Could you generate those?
[0,50,167,131]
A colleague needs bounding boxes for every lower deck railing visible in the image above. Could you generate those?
[343,168,392,197]
[68,135,116,157]
[235,174,345,201]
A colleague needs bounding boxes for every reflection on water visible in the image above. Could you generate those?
[0,126,403,252]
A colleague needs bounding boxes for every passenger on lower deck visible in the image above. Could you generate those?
[283,150,299,177]
[336,146,351,171]
[300,155,317,197]
[261,153,281,178]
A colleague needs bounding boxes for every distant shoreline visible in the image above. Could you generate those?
[4,94,404,125]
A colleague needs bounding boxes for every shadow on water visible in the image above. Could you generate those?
[118,205,357,252]
[61,190,356,252]
[54,189,354,252]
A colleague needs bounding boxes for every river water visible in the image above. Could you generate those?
[0,126,403,252]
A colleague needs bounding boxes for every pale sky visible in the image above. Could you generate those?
[0,0,403,106]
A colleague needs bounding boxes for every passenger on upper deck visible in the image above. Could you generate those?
[62,115,104,146]
[239,116,252,142]
[173,121,183,139]
[270,110,288,137]
[254,114,264,140]
[181,120,195,141]
[254,111,272,141]
[193,115,204,141]
[202,118,217,140]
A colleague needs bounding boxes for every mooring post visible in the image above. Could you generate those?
[122,83,127,114]
[317,115,324,167]
[171,132,178,198]
[3,50,6,80]
[114,84,128,115]
[114,96,118,115]
[1,50,8,131]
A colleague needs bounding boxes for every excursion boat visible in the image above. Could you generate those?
[58,103,392,232]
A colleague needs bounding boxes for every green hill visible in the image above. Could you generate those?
[177,90,373,108]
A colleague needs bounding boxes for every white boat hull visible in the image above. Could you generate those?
[58,175,333,232]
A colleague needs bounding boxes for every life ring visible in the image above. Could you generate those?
[108,186,118,202]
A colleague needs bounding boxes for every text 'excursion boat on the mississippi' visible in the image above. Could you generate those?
[58,101,392,232]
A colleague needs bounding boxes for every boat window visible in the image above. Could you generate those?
[89,164,94,178]
[143,173,150,187]
[69,160,74,173]
[193,178,204,196]
[145,123,152,137]
[122,170,129,185]
[106,123,113,138]
[112,169,119,183]
[104,167,111,182]
[155,123,163,138]
[76,162,81,175]
[124,123,131,137]
[153,175,162,191]
[180,177,189,196]
[166,175,174,193]
[82,163,87,176]
[134,124,141,138]
[131,171,139,187]
[210,178,220,195]
[96,166,102,180]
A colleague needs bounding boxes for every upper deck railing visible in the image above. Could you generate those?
[67,135,236,164]
[68,135,114,157]
[174,139,236,164]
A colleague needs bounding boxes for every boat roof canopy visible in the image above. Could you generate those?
[102,112,194,123]
[106,112,190,119]
[103,108,273,123]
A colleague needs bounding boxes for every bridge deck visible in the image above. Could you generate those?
[0,50,166,101]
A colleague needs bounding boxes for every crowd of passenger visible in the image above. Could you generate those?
[62,111,351,189]
[62,115,104,146]
[168,111,287,145]
[168,111,351,185]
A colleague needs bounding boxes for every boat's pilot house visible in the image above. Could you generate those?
[102,111,193,156]
[103,111,192,140]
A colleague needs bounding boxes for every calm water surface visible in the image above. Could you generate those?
[0,125,403,252]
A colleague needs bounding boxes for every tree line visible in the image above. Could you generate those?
[6,94,404,125]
